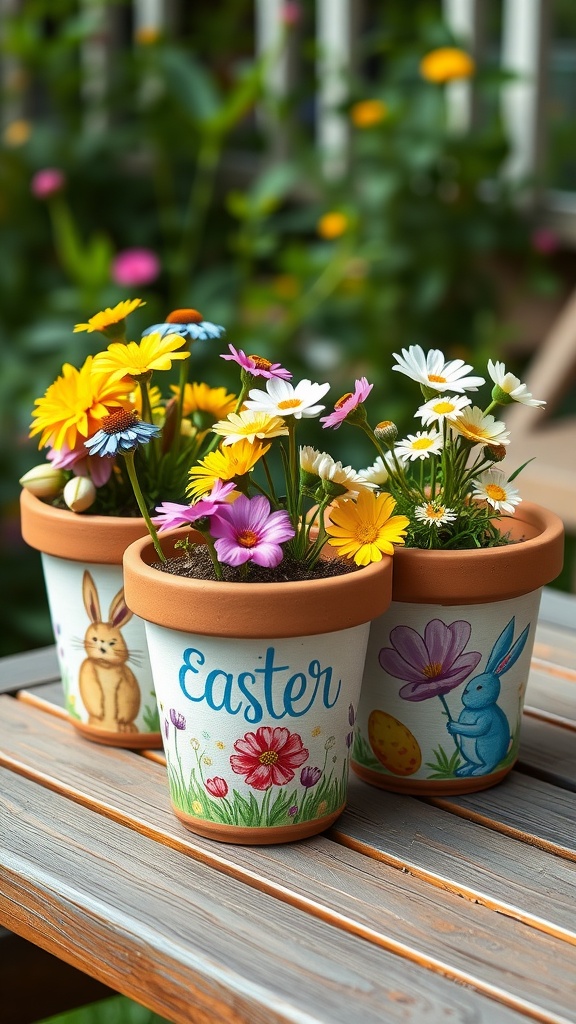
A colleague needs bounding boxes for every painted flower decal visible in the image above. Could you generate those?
[379,619,482,702]
[205,777,229,798]
[230,727,309,790]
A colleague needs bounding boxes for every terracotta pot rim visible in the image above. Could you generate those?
[123,529,393,638]
[391,501,564,605]
[20,488,147,564]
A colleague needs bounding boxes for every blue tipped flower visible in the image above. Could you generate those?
[141,307,225,343]
[85,410,161,458]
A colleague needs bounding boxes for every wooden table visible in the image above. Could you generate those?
[1,590,575,1024]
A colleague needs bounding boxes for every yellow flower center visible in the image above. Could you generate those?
[355,522,379,543]
[428,374,447,383]
[335,393,353,409]
[237,529,259,548]
[249,355,273,370]
[278,398,302,410]
[259,749,279,766]
[486,483,506,501]
[432,401,454,414]
[426,503,445,519]
[423,662,443,678]
[413,437,434,450]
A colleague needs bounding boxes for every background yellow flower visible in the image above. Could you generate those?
[420,47,475,83]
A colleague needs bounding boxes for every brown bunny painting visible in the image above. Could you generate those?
[79,570,141,733]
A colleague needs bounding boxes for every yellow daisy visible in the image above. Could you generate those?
[171,381,237,421]
[91,332,189,383]
[420,47,475,84]
[73,298,146,336]
[450,406,510,447]
[187,439,270,499]
[211,410,289,446]
[29,356,134,451]
[326,490,409,566]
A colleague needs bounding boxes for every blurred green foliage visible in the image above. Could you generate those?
[0,0,560,656]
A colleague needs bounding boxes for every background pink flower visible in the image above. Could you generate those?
[31,168,66,199]
[230,726,309,790]
[111,247,160,287]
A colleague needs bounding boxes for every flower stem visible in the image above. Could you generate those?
[123,449,166,562]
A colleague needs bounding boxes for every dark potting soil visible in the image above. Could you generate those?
[151,546,360,584]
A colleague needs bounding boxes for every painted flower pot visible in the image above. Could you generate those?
[20,489,161,748]
[123,530,393,844]
[351,502,564,795]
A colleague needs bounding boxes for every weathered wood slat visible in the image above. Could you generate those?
[533,623,576,670]
[335,777,576,939]
[525,664,576,724]
[17,681,67,716]
[2,768,542,1024]
[1,692,573,1019]
[516,716,576,790]
[429,771,576,859]
[0,646,59,694]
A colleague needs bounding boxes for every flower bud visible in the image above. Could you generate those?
[19,464,66,499]
[483,443,507,463]
[374,420,398,443]
[63,476,96,513]
[491,384,514,406]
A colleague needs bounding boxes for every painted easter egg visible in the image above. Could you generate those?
[368,710,422,776]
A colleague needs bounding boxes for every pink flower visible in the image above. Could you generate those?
[320,377,373,429]
[281,2,302,26]
[230,727,309,790]
[221,344,292,380]
[210,494,295,568]
[47,442,113,487]
[531,227,559,255]
[205,777,229,798]
[153,480,236,532]
[111,248,160,287]
[31,168,66,199]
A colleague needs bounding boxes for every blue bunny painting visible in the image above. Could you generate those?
[446,617,529,777]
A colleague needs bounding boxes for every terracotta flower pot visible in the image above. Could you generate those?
[123,530,393,844]
[351,502,564,795]
[20,489,162,749]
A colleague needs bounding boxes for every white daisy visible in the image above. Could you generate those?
[414,502,457,526]
[244,377,330,419]
[472,469,522,514]
[357,455,390,486]
[450,406,510,447]
[487,360,546,408]
[415,393,471,426]
[322,460,375,495]
[395,430,443,461]
[212,410,289,446]
[392,345,485,393]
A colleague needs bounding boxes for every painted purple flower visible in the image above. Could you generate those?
[288,805,299,817]
[169,708,187,730]
[300,766,322,789]
[348,703,356,726]
[210,494,295,568]
[221,344,292,380]
[164,717,169,740]
[346,730,354,749]
[379,619,482,702]
[153,480,237,532]
[320,377,373,429]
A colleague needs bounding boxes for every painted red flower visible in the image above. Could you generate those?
[205,777,229,798]
[230,727,309,790]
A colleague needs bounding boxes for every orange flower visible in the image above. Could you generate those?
[350,99,388,128]
[420,47,475,84]
[317,212,349,240]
